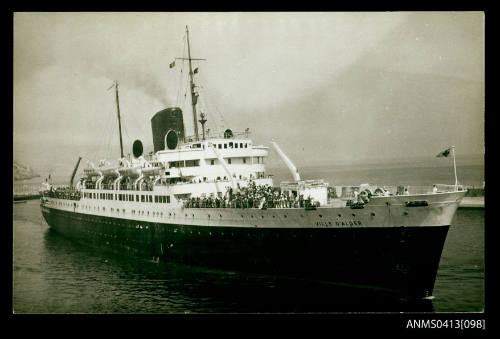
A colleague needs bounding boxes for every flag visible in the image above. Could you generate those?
[193,67,199,74]
[169,60,175,68]
[436,147,452,157]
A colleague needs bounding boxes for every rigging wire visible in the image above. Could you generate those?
[106,120,117,161]
[175,32,187,107]
[196,72,228,133]
[95,100,115,164]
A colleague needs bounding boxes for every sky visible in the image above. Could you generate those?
[13,12,484,178]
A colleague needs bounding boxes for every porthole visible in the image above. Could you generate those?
[284,215,287,218]
[338,214,342,217]
[371,212,375,216]
[403,211,409,216]
[261,215,264,218]
[220,214,222,218]
[241,215,244,218]
[352,213,356,217]
[319,214,322,218]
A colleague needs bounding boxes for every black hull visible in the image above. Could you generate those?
[41,206,449,299]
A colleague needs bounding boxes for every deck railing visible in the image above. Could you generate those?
[328,183,464,199]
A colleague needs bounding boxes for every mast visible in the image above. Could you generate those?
[452,146,458,190]
[186,25,200,141]
[114,81,124,158]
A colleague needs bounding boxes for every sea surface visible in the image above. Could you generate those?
[12,164,484,313]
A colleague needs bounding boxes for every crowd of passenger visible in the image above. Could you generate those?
[183,181,318,209]
[43,186,81,201]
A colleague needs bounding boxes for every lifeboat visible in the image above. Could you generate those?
[101,167,120,177]
[141,166,162,176]
[118,166,141,177]
[83,168,101,177]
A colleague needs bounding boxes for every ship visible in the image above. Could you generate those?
[40,26,466,299]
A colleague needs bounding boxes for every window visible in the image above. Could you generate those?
[227,158,232,164]
[141,195,145,202]
[235,143,238,148]
[185,159,200,167]
[218,144,222,149]
[245,143,247,148]
[136,195,139,202]
[169,161,185,168]
[167,196,170,203]
[211,159,215,165]
[240,143,243,148]
[243,157,247,164]
[149,195,153,203]
[224,144,227,149]
[155,196,158,203]
[229,142,233,148]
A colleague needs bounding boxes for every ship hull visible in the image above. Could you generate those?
[41,205,449,299]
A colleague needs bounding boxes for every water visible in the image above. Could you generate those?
[12,164,484,313]
[13,204,484,314]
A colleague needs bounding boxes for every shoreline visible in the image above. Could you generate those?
[459,197,484,209]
